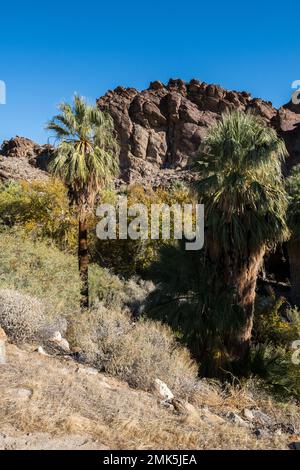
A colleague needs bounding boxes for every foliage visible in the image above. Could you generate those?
[145,241,245,376]
[250,297,300,399]
[196,110,289,256]
[92,183,196,277]
[254,296,300,347]
[46,94,119,215]
[286,164,300,240]
[0,229,138,319]
[0,179,78,251]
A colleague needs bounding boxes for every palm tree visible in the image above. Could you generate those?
[286,165,300,306]
[46,95,119,309]
[196,110,289,360]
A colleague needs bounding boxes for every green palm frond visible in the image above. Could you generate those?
[195,110,289,256]
[46,95,119,212]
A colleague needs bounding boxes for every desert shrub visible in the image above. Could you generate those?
[249,297,300,399]
[0,288,47,343]
[254,297,300,347]
[69,306,199,399]
[249,343,300,399]
[0,179,78,251]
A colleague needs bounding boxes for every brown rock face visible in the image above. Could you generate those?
[97,79,300,186]
[1,80,300,187]
[0,136,52,182]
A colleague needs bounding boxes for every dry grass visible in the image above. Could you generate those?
[0,343,295,450]
[68,306,199,399]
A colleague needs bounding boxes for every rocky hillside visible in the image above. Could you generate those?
[97,79,300,185]
[1,80,300,187]
[0,136,50,182]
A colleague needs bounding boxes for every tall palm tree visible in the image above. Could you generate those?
[46,95,119,309]
[196,110,289,360]
[286,165,300,306]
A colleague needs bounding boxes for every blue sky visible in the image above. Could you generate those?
[0,1,299,143]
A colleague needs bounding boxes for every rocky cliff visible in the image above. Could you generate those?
[97,79,300,185]
[1,80,300,186]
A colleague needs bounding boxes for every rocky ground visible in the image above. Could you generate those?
[0,327,299,450]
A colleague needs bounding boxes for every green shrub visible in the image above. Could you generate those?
[250,297,300,399]
[0,179,78,251]
[0,229,153,318]
[254,297,300,347]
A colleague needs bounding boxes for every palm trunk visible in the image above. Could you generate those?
[288,239,300,306]
[229,247,265,360]
[78,216,89,309]
[208,236,265,362]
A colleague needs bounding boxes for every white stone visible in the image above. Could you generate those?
[16,388,33,399]
[252,410,272,425]
[154,378,174,400]
[243,408,255,421]
[49,331,62,342]
[36,346,48,356]
[77,367,98,376]
[227,412,248,427]
[0,340,6,364]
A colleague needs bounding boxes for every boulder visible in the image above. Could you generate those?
[154,378,174,400]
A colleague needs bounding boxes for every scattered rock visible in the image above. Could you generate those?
[36,346,49,356]
[251,410,273,426]
[200,407,226,426]
[0,327,7,364]
[0,341,6,365]
[47,330,70,352]
[227,412,249,427]
[9,388,33,400]
[243,408,255,421]
[154,378,174,400]
[0,327,7,342]
[76,366,98,376]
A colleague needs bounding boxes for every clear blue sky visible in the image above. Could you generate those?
[0,1,299,144]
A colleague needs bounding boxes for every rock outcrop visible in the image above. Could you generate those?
[0,136,52,182]
[97,79,300,185]
[1,80,300,187]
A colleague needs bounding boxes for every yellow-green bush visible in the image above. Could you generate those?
[252,297,300,398]
[0,229,152,318]
[0,179,78,251]
[254,297,300,348]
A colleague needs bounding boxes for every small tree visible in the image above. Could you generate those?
[46,95,119,309]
